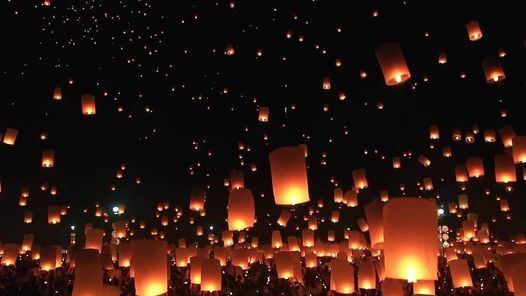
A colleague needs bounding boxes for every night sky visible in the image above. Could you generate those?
[1,0,525,246]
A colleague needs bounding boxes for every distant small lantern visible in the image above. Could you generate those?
[80,94,96,115]
[42,149,55,167]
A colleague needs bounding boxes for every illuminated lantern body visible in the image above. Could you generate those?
[414,279,435,295]
[484,129,496,142]
[114,221,127,239]
[327,230,335,242]
[72,249,103,296]
[500,199,510,212]
[132,239,168,296]
[42,150,55,167]
[81,94,96,115]
[1,243,19,266]
[348,231,362,250]
[423,178,433,191]
[118,243,132,267]
[357,218,369,232]
[302,229,314,247]
[455,164,469,182]
[498,126,515,148]
[392,157,401,169]
[230,169,244,189]
[85,228,104,252]
[277,210,291,227]
[231,248,250,270]
[189,187,206,211]
[381,278,404,296]
[48,205,61,224]
[345,190,358,207]
[458,194,469,209]
[308,215,317,230]
[331,211,340,223]
[258,106,269,122]
[383,198,438,282]
[364,199,384,249]
[190,256,203,284]
[466,20,483,41]
[288,236,300,251]
[358,260,376,289]
[352,169,368,190]
[466,157,484,178]
[3,128,18,145]
[331,259,355,294]
[228,188,255,231]
[269,146,310,205]
[53,87,62,100]
[482,56,505,83]
[305,251,317,268]
[201,258,221,292]
[438,52,447,64]
[322,77,331,90]
[40,246,59,271]
[334,188,344,203]
[22,234,34,252]
[222,230,234,246]
[375,42,411,86]
[443,147,452,158]
[495,154,516,183]
[512,136,526,164]
[275,251,299,279]
[380,190,389,202]
[418,155,431,167]
[272,230,283,249]
[449,259,473,288]
[24,211,33,223]
[429,125,440,139]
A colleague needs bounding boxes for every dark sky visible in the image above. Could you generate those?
[1,0,525,246]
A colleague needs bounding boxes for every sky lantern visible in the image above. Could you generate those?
[213,247,227,266]
[118,243,132,267]
[230,169,244,189]
[227,188,255,231]
[348,231,363,250]
[466,157,484,178]
[498,125,515,148]
[418,155,431,167]
[462,220,476,241]
[72,249,102,296]
[380,190,389,202]
[358,260,376,289]
[334,188,344,203]
[364,199,384,249]
[222,230,234,246]
[495,154,516,183]
[225,43,235,55]
[429,125,440,139]
[500,199,510,212]
[381,278,404,296]
[357,218,369,232]
[190,256,203,285]
[458,194,469,209]
[322,77,331,90]
[392,157,401,169]
[275,251,299,279]
[132,239,168,296]
[258,106,269,122]
[114,221,127,238]
[231,248,250,270]
[80,94,96,115]
[305,251,317,268]
[484,129,496,142]
[288,236,300,251]
[331,210,340,223]
[482,56,506,83]
[3,128,18,145]
[269,146,310,205]
[307,215,317,230]
[272,230,283,249]
[40,246,60,271]
[352,169,368,190]
[24,211,33,223]
[42,149,55,167]
[189,187,206,211]
[423,178,433,191]
[455,164,469,182]
[53,87,62,100]
[1,244,19,266]
[331,259,355,294]
[512,136,526,164]
[466,20,483,41]
[22,234,34,252]
[383,198,437,282]
[277,209,291,227]
[438,52,447,64]
[443,146,452,158]
[48,205,61,224]
[201,258,221,292]
[375,42,411,86]
[85,228,105,252]
[414,280,435,295]
[302,229,315,247]
[449,259,473,288]
[327,230,336,242]
[345,190,358,207]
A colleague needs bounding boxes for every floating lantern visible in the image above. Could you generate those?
[22,234,34,252]
[231,248,250,270]
[269,146,310,205]
[24,211,33,223]
[381,278,404,296]
[358,260,376,289]
[72,249,102,296]
[331,211,340,223]
[3,128,18,145]
[466,157,485,178]
[357,218,369,232]
[277,210,291,227]
[418,155,431,167]
[308,215,317,230]
[322,77,331,90]
[118,243,132,267]
[40,246,59,271]
[482,56,506,83]
[455,164,469,182]
[352,169,368,189]
[375,42,411,86]
[272,230,283,249]
[42,150,55,167]
[258,106,269,122]
[201,258,221,292]
[331,259,355,294]
[275,251,299,279]
[53,87,62,100]
[449,259,473,288]
[484,129,496,142]
[498,126,515,148]
[48,205,60,224]
[380,190,389,202]
[392,157,401,169]
[189,187,206,211]
[228,188,255,231]
[438,52,447,64]
[302,229,315,247]
[458,194,469,209]
[334,188,344,203]
[230,169,244,189]
[80,94,96,115]
[190,256,203,284]
[495,154,516,183]
[414,279,435,295]
[512,136,526,164]
[466,20,483,41]
[131,239,168,296]
[430,125,440,139]
[345,190,358,207]
[364,199,384,249]
[85,228,104,252]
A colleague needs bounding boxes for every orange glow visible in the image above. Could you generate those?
[375,42,411,86]
[269,146,310,205]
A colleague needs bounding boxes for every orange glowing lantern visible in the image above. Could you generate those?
[42,150,55,167]
[131,239,168,296]
[331,211,340,223]
[272,230,283,249]
[352,169,368,190]
[414,279,435,295]
[484,129,496,142]
[512,136,526,164]
[40,246,59,271]
[358,260,376,289]
[430,125,440,139]
[364,199,384,249]
[495,153,516,183]
[85,228,104,252]
[189,187,206,211]
[72,248,103,296]
[466,20,483,41]
[118,243,132,267]
[357,218,369,232]
[392,157,401,169]
[48,205,60,224]
[322,77,331,90]
[308,215,317,230]
[22,234,34,252]
[482,56,506,83]
[228,188,254,231]
[345,190,358,207]
[381,278,404,296]
[113,221,127,239]
[201,258,221,292]
[24,211,33,223]
[449,259,473,288]
[455,164,469,182]
[302,229,315,247]
[258,106,269,122]
[275,251,298,279]
[80,94,96,115]
[466,157,485,178]
[277,209,291,227]
[458,194,469,210]
[190,256,203,284]
[438,52,447,64]
[498,125,515,148]
[3,128,18,145]
[269,146,310,205]
[375,42,411,86]
[231,248,250,270]
[334,188,344,203]
[331,259,355,294]
[418,155,431,167]
[230,169,244,189]
[53,87,62,100]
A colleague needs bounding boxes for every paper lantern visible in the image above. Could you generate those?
[327,230,336,242]
[438,52,447,64]
[230,169,244,189]
[189,187,206,211]
[449,259,473,288]
[414,279,435,295]
[269,146,310,205]
[258,106,269,122]
[53,87,62,100]
[418,155,431,167]
[113,221,127,239]
[225,43,235,55]
[375,42,411,86]
[482,56,505,83]
[357,218,369,232]
[512,136,526,164]
[40,246,59,270]
[272,230,283,249]
[345,190,358,207]
[358,260,376,289]
[227,188,255,231]
[462,220,476,241]
[364,199,384,249]
[392,157,401,169]
[466,20,482,41]
[331,259,355,294]
[380,190,389,202]
[484,129,496,142]
[322,77,331,90]
[85,228,105,252]
[381,278,404,296]
[500,199,510,212]
[383,198,438,282]
[305,251,317,268]
[302,229,314,247]
[429,125,439,139]
[132,239,168,296]
[307,215,317,230]
[22,234,34,252]
[222,230,234,246]
[348,231,362,250]
[1,243,19,266]
[443,147,452,158]
[275,251,299,279]
[455,164,469,183]
[24,211,33,223]
[352,169,368,190]
[331,211,340,223]
[466,157,484,178]
[48,205,61,224]
[81,94,96,115]
[495,153,516,183]
[72,248,103,296]
[3,128,18,145]
[423,178,433,191]
[190,256,203,284]
[334,188,344,203]
[458,194,469,210]
[231,248,250,270]
[277,209,291,227]
[42,149,55,167]
[201,258,221,292]
[118,242,132,267]
[498,126,515,148]
[287,236,300,251]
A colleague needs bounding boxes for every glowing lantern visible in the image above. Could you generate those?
[277,209,291,227]
[24,211,33,223]
[495,154,516,183]
[429,125,440,139]
[383,198,438,282]
[305,251,317,268]
[345,190,358,207]
[380,190,389,202]
[334,188,344,203]
[48,205,61,224]
[81,94,96,115]
[458,194,469,209]
[449,259,473,288]
[269,146,310,205]
[118,243,132,267]
[53,87,62,100]
[348,231,363,250]
[462,220,476,241]
[500,199,510,212]
[322,77,331,90]
[272,230,283,249]
[358,260,376,289]
[40,246,59,270]
[190,256,203,284]
[331,259,355,294]
[42,150,55,167]
[381,278,403,296]
[443,147,452,158]
[327,230,336,242]
[466,157,484,178]
[392,157,401,169]
[22,234,34,252]
[201,258,221,292]
[228,188,255,231]
[231,248,250,270]
[113,221,127,239]
[131,239,168,296]
[275,251,298,279]
[3,128,18,145]
[331,211,340,223]
[302,229,315,247]
[352,169,368,189]
[511,261,526,296]
[364,199,384,249]
[258,106,269,122]
[438,52,447,64]
[72,248,102,296]
[287,236,300,251]
[85,228,104,252]
[230,169,244,189]
[423,178,433,191]
[414,279,435,295]
[418,155,431,167]
[222,230,234,246]
[466,20,482,41]
[375,42,411,85]
[484,129,496,142]
[308,215,317,230]
[19,195,27,206]
[225,44,235,55]
[512,136,526,164]
[455,164,469,182]
[189,187,206,211]
[482,56,506,83]
[498,125,515,148]
[357,218,369,232]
